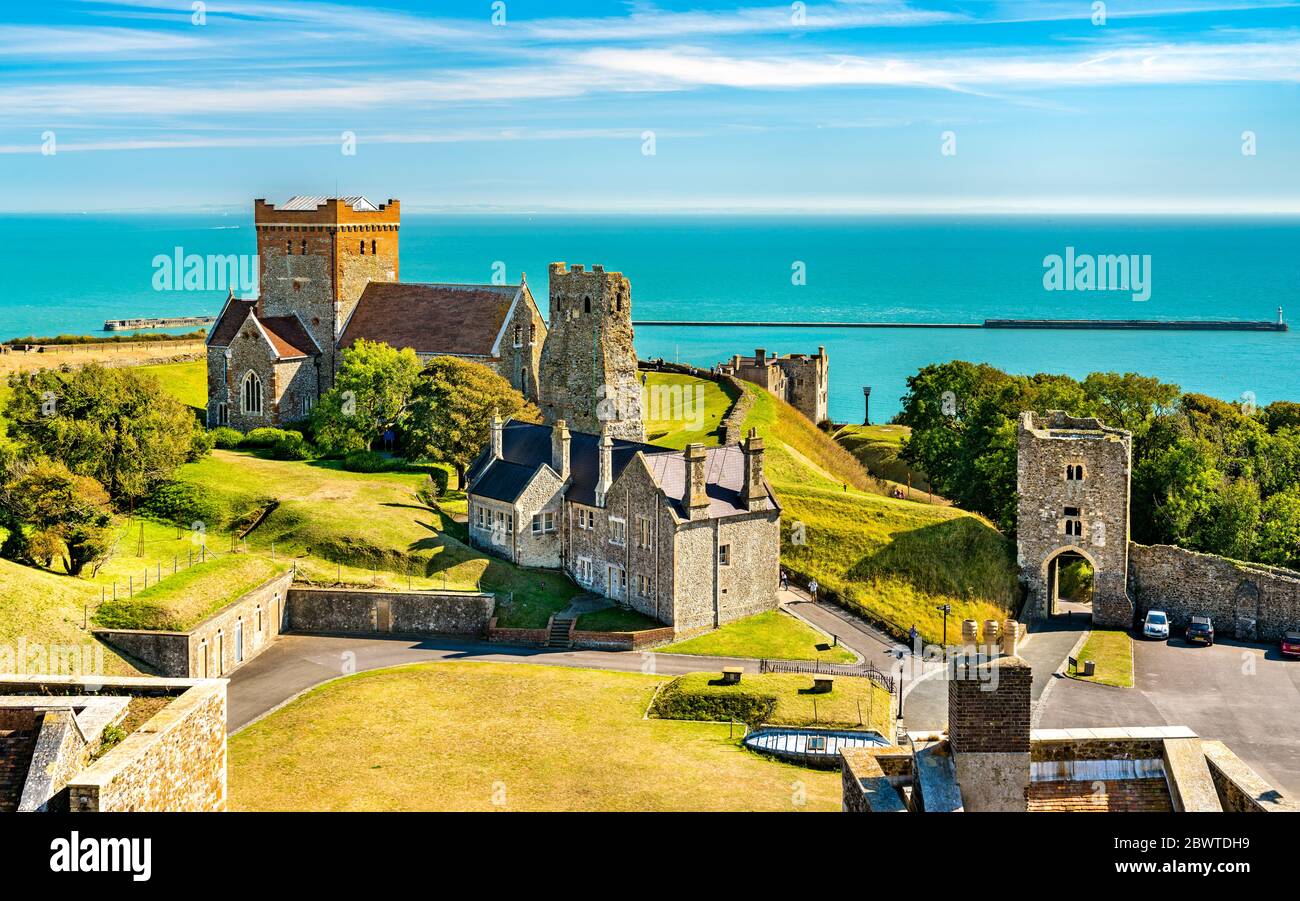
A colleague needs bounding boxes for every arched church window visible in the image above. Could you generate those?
[242,371,263,415]
[584,296,591,314]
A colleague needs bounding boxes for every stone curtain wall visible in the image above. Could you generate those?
[287,587,495,637]
[67,683,227,813]
[1128,543,1300,641]
[95,569,293,678]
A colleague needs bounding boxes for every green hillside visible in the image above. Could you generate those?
[834,423,935,495]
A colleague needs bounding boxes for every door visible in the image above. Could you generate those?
[607,566,625,602]
[375,598,392,632]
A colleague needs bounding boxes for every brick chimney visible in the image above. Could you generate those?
[685,443,710,519]
[755,348,766,366]
[596,425,613,506]
[490,410,503,460]
[947,654,1032,812]
[551,419,570,480]
[741,427,766,510]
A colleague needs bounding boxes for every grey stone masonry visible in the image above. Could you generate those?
[1017,411,1134,628]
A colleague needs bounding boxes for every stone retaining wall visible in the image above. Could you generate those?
[95,569,293,678]
[1128,542,1300,641]
[572,626,676,651]
[287,586,495,637]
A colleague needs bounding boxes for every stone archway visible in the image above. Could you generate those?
[1041,545,1098,620]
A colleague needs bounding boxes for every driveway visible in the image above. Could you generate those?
[227,633,776,733]
[1039,634,1300,797]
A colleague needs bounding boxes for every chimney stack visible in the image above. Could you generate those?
[552,419,571,480]
[596,425,613,506]
[490,409,503,460]
[685,443,710,519]
[755,348,766,366]
[947,654,1032,812]
[741,428,766,510]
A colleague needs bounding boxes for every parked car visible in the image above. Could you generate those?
[1185,615,1214,646]
[1142,609,1170,640]
[1281,631,1300,658]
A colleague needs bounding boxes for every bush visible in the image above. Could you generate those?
[187,427,216,461]
[240,427,290,449]
[340,450,402,473]
[142,480,222,527]
[269,431,314,461]
[210,427,243,449]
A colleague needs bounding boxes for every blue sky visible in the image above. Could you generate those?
[0,0,1297,212]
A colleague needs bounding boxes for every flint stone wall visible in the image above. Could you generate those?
[286,586,495,637]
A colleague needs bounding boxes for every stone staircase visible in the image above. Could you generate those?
[0,728,39,813]
[548,617,574,648]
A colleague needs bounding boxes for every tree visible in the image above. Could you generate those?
[311,339,423,454]
[3,364,207,504]
[1258,488,1300,569]
[0,459,117,576]
[404,356,540,485]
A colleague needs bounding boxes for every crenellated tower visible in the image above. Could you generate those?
[538,263,644,440]
[253,196,400,381]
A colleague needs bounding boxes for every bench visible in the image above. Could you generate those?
[812,675,835,694]
[721,667,744,685]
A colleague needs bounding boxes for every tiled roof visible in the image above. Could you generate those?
[466,421,777,519]
[207,298,257,347]
[258,315,320,360]
[469,460,539,504]
[339,282,521,357]
[1026,778,1173,813]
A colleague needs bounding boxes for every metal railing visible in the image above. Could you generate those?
[759,657,895,694]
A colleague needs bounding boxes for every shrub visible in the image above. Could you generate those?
[269,431,314,461]
[142,480,221,527]
[240,427,289,449]
[340,450,402,473]
[210,427,243,449]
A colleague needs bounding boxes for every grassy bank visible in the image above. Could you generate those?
[1073,630,1134,688]
[651,670,892,734]
[94,554,287,632]
[834,423,935,494]
[229,662,840,811]
[641,370,737,449]
[659,610,856,662]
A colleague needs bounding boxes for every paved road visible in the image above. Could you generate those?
[1039,634,1300,797]
[901,615,1087,731]
[227,633,770,732]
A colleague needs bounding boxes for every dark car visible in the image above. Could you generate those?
[1186,616,1214,646]
[1282,631,1300,659]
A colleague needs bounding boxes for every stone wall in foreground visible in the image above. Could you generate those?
[286,586,495,637]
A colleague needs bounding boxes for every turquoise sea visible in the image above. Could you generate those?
[3,214,1297,422]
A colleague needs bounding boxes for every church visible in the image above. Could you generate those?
[205,196,549,432]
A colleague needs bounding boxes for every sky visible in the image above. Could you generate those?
[0,0,1296,213]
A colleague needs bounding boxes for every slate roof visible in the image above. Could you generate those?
[466,421,778,518]
[205,298,319,360]
[338,282,522,358]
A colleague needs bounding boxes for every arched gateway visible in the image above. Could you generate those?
[1016,411,1135,628]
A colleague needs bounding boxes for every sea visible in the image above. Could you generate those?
[3,213,1297,422]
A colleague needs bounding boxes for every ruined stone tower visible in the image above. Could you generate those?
[254,196,400,382]
[538,263,644,440]
[1017,411,1133,628]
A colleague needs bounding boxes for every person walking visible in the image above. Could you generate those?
[779,569,789,591]
[808,578,819,601]
[908,624,919,654]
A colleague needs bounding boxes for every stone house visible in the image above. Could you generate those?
[206,195,546,430]
[719,347,829,424]
[465,417,781,632]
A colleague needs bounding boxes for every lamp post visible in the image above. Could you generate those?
[936,603,951,659]
[862,386,872,426]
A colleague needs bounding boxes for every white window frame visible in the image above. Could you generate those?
[638,516,652,549]
[216,402,229,426]
[576,556,593,584]
[609,516,626,547]
[718,543,731,566]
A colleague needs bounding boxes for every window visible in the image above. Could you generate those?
[576,557,593,583]
[301,239,307,254]
[577,508,594,530]
[371,239,377,254]
[513,325,523,348]
[529,324,537,345]
[300,394,316,418]
[241,371,263,415]
[530,511,555,534]
[255,605,263,633]
[583,296,591,314]
[1063,506,1079,517]
[235,620,244,663]
[638,516,652,549]
[1065,519,1083,538]
[610,516,626,546]
[476,505,487,528]
[285,239,292,255]
[718,544,731,566]
[1066,464,1085,481]
[637,574,653,598]
[216,402,228,426]
[359,239,365,254]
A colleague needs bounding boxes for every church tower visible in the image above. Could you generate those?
[253,196,400,381]
[538,263,644,441]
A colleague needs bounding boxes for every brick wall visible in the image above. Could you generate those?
[948,655,1032,754]
[287,586,495,637]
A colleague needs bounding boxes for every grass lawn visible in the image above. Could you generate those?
[94,553,287,631]
[652,671,893,735]
[834,423,937,496]
[575,606,662,631]
[228,661,840,811]
[1073,629,1134,688]
[660,610,857,663]
[641,371,737,449]
[173,450,583,627]
[137,359,206,411]
[0,558,139,676]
